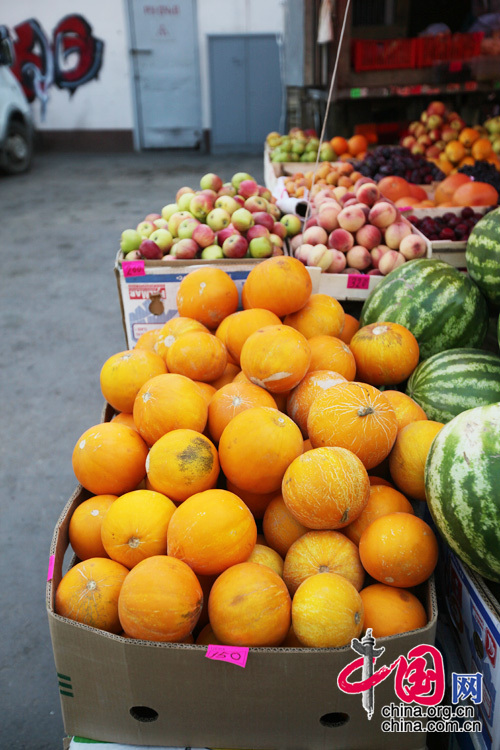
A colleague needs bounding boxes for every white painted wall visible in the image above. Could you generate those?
[2,0,285,133]
[197,0,285,128]
[2,0,134,130]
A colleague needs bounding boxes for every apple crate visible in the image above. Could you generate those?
[263,144,311,192]
[404,206,491,268]
[114,249,289,350]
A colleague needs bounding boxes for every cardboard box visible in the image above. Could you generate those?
[445,550,500,750]
[114,253,279,350]
[48,488,437,750]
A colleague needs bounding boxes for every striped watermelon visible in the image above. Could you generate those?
[406,348,500,423]
[360,259,488,360]
[466,207,500,305]
[425,402,500,582]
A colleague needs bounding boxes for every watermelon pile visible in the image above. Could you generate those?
[425,403,500,582]
[360,259,488,359]
[406,348,500,423]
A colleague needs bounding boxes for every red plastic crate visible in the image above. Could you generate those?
[352,38,417,72]
[416,32,484,67]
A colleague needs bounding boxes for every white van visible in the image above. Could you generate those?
[0,36,34,174]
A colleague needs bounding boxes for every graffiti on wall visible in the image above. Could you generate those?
[0,15,104,119]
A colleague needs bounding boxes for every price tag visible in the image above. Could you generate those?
[346,274,370,290]
[122,260,145,278]
[350,87,361,99]
[47,554,55,582]
[206,644,249,668]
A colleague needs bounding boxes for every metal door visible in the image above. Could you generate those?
[209,34,283,153]
[126,0,202,148]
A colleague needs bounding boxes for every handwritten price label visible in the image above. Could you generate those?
[205,644,249,668]
[122,260,145,278]
[346,274,370,290]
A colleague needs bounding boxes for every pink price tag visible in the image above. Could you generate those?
[47,554,55,582]
[122,260,145,278]
[346,274,370,290]
[205,644,249,668]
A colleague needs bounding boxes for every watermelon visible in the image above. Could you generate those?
[360,259,488,359]
[406,348,500,423]
[466,207,500,306]
[425,402,500,582]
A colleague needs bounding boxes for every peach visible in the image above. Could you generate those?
[333,186,349,201]
[294,243,314,263]
[313,188,337,208]
[304,244,332,271]
[356,223,382,250]
[356,182,381,207]
[384,221,412,250]
[304,216,319,229]
[367,268,383,276]
[399,233,428,260]
[368,202,398,229]
[302,226,329,246]
[317,204,341,233]
[328,228,354,254]
[346,245,372,271]
[343,198,360,208]
[290,233,304,252]
[378,250,406,275]
[354,177,376,192]
[337,205,366,233]
[325,249,347,274]
[401,136,416,150]
[339,192,357,206]
[370,244,391,269]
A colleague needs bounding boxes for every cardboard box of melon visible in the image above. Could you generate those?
[47,259,441,750]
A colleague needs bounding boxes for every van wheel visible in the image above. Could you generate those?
[1,120,33,175]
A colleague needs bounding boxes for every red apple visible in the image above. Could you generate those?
[222,234,249,258]
[246,224,270,242]
[272,222,287,240]
[238,180,259,199]
[192,224,216,249]
[139,238,163,260]
[170,238,199,259]
[217,224,241,244]
[252,211,275,231]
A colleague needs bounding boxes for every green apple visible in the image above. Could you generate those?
[161,203,179,221]
[201,244,224,259]
[149,228,173,252]
[214,195,240,215]
[231,208,254,233]
[168,211,194,237]
[249,236,273,258]
[177,191,197,211]
[280,214,302,237]
[120,229,142,253]
[177,217,200,240]
[206,208,231,232]
[231,172,255,191]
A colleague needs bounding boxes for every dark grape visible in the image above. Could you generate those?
[350,146,445,184]
[457,162,500,203]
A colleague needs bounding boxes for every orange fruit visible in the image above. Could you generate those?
[331,136,349,155]
[176,267,239,329]
[359,512,439,587]
[146,429,219,502]
[388,420,444,501]
[283,294,345,339]
[286,370,347,437]
[339,314,360,345]
[208,562,291,646]
[382,390,427,432]
[240,324,311,394]
[307,335,356,379]
[155,317,209,361]
[458,128,480,149]
[283,530,364,595]
[247,543,284,578]
[262,495,310,558]
[55,557,129,633]
[343,484,414,546]
[208,381,276,443]
[282,446,370,529]
[118,555,203,642]
[100,349,167,414]
[167,488,257,575]
[360,583,427,637]
[101,489,176,568]
[69,494,117,560]
[471,137,493,161]
[166,331,227,383]
[347,134,368,156]
[134,328,161,352]
[292,572,364,647]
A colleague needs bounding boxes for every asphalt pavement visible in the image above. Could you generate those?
[0,147,266,750]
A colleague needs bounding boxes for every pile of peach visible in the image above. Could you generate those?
[290,177,427,275]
